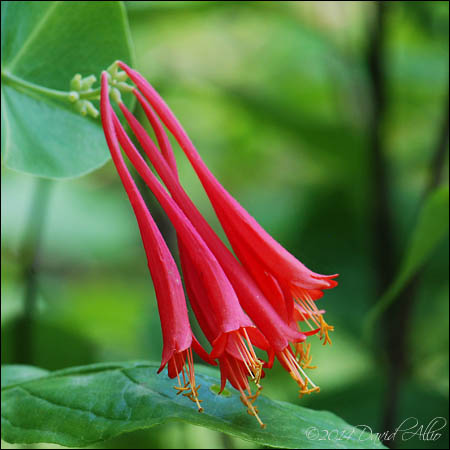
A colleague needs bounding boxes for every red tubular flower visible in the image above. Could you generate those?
[110,97,273,425]
[116,95,304,350]
[118,62,338,346]
[101,61,340,413]
[110,82,327,395]
[101,73,271,398]
[179,248,266,428]
[100,77,212,411]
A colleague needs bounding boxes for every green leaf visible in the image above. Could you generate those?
[1,1,134,179]
[1,362,386,449]
[365,186,449,335]
[1,365,49,389]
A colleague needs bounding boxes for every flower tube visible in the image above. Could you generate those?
[102,73,268,390]
[118,62,338,344]
[107,83,323,396]
[100,78,211,411]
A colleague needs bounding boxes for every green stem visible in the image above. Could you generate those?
[1,70,101,102]
[2,70,69,100]
[81,88,101,100]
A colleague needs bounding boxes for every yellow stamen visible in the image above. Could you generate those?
[237,385,265,428]
[294,290,334,345]
[296,310,316,332]
[279,348,320,398]
[295,295,321,328]
[234,330,264,385]
[227,357,265,428]
[172,348,203,412]
[319,316,334,346]
[294,342,317,370]
[299,385,320,398]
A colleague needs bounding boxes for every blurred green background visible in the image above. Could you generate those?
[1,1,449,449]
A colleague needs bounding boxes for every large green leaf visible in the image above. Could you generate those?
[1,365,49,389]
[365,186,449,335]
[1,1,134,178]
[1,362,386,449]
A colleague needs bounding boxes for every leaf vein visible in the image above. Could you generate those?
[7,1,61,71]
[16,386,130,423]
[1,412,90,444]
[0,86,12,161]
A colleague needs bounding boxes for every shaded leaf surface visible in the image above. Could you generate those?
[1,362,386,449]
[1,1,134,178]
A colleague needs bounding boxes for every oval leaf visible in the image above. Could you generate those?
[1,362,386,449]
[1,1,134,178]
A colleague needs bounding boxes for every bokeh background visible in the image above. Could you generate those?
[1,1,449,449]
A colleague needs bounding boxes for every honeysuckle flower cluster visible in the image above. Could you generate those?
[100,62,338,428]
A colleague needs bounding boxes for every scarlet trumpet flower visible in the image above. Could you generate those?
[100,62,339,425]
[102,74,276,419]
[180,248,266,427]
[114,91,324,396]
[118,61,338,346]
[117,97,303,346]
[113,67,330,388]
[100,82,211,411]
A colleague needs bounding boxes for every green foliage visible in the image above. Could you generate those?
[365,186,449,335]
[1,362,386,449]
[1,365,48,388]
[1,2,449,449]
[1,1,134,179]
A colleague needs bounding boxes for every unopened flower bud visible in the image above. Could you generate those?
[85,101,99,118]
[70,73,82,91]
[68,91,80,103]
[74,99,87,116]
[106,61,119,77]
[80,75,97,91]
[115,71,128,82]
[110,87,122,103]
[116,82,134,93]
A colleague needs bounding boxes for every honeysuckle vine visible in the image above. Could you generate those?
[98,61,338,428]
